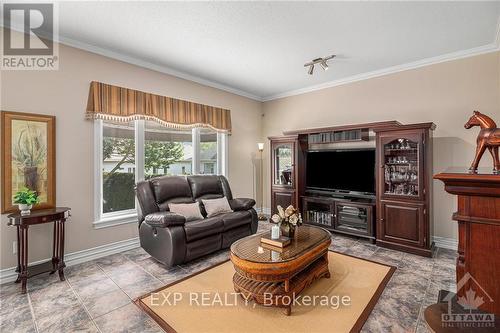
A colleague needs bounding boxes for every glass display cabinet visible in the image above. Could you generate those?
[382,137,421,199]
[376,125,434,257]
[269,136,299,216]
[302,197,334,228]
[273,143,293,186]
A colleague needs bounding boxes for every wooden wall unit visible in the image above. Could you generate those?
[269,120,436,257]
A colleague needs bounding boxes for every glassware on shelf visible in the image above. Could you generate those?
[384,138,420,196]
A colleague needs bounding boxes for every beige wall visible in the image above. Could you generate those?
[262,51,500,241]
[0,38,263,269]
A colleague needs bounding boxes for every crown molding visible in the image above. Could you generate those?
[1,25,261,100]
[263,41,500,102]
[55,34,263,101]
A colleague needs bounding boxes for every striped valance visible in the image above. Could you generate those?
[86,81,232,133]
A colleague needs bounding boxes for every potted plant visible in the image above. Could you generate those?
[271,205,303,238]
[13,187,39,215]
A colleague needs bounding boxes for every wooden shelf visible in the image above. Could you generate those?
[26,261,58,278]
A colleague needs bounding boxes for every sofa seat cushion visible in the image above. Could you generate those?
[184,217,224,242]
[221,211,252,231]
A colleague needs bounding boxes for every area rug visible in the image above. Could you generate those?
[136,251,395,333]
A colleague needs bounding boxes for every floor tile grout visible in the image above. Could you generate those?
[26,291,39,333]
[65,275,103,333]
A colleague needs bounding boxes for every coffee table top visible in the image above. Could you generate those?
[230,225,330,264]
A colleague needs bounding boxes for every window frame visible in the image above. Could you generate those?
[93,119,228,228]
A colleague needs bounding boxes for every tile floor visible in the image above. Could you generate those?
[0,221,457,333]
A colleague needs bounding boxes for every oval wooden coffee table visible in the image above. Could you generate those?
[230,225,331,315]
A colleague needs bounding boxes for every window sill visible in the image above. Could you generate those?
[93,212,138,229]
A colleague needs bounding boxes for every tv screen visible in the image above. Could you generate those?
[306,149,376,194]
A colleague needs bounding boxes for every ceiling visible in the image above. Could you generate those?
[54,1,500,100]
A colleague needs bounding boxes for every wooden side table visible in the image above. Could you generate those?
[7,207,71,293]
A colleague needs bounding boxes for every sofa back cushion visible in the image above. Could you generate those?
[188,175,224,200]
[202,197,233,218]
[168,202,204,221]
[150,176,194,211]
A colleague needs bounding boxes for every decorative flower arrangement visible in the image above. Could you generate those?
[271,205,303,237]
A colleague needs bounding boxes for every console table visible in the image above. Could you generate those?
[424,169,499,331]
[7,207,71,293]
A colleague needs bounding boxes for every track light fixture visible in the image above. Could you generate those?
[307,64,314,75]
[304,55,335,75]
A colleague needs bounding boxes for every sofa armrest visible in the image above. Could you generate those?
[229,198,256,211]
[144,211,186,228]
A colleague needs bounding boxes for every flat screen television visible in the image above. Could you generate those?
[306,149,376,194]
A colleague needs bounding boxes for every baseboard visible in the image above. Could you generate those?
[0,237,140,284]
[432,236,458,250]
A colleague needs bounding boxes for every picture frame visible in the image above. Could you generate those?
[1,111,56,213]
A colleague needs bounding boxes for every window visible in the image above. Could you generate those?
[94,120,227,228]
[199,129,218,174]
[144,121,192,179]
[102,120,136,215]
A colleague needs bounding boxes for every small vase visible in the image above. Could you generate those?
[18,204,32,216]
[280,223,295,238]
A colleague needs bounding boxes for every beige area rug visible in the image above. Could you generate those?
[136,251,395,333]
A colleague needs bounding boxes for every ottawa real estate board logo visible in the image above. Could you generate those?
[2,2,59,70]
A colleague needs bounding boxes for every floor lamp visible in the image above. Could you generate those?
[257,142,267,220]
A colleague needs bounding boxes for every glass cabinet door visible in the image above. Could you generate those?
[382,137,421,198]
[273,143,293,186]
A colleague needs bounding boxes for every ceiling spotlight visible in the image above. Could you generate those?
[304,54,335,75]
[308,65,314,75]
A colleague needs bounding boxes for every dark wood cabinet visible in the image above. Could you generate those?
[269,135,302,215]
[375,124,435,257]
[272,190,296,214]
[379,200,425,247]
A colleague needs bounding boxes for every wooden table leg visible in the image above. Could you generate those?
[20,225,28,293]
[324,252,331,278]
[50,220,58,274]
[15,226,21,283]
[284,278,291,316]
[58,219,66,281]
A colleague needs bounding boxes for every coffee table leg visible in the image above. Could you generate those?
[284,306,291,316]
[324,252,331,278]
[284,279,292,316]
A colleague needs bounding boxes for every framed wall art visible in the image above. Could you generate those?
[1,111,56,213]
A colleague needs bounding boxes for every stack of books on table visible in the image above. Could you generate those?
[260,233,291,249]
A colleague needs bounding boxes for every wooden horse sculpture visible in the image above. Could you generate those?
[464,111,500,174]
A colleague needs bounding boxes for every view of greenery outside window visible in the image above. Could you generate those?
[199,129,218,174]
[98,120,225,221]
[144,121,192,179]
[102,121,136,214]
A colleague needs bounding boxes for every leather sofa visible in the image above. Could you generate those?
[135,175,258,267]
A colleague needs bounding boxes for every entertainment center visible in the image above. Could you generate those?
[269,120,435,256]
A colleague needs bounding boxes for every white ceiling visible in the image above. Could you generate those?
[55,1,500,100]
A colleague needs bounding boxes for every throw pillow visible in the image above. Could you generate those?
[202,197,233,218]
[168,202,204,221]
